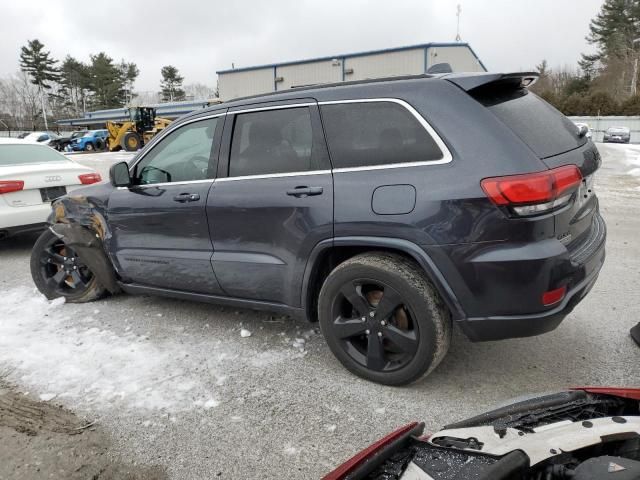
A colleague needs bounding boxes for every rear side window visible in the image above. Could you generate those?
[229,107,314,177]
[472,87,585,159]
[320,102,443,169]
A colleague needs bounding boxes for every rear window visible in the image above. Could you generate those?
[0,144,69,166]
[472,87,585,159]
[320,102,443,169]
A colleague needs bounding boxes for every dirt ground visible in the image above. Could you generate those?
[0,380,166,480]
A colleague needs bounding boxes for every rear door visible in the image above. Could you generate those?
[207,100,333,307]
[107,114,225,294]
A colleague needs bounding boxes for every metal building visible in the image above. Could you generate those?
[217,42,486,100]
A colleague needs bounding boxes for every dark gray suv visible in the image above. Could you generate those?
[30,72,606,385]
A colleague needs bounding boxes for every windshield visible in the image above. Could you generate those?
[608,127,629,133]
[0,144,70,166]
[71,131,86,138]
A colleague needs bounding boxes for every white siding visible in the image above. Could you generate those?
[218,68,274,100]
[427,45,484,72]
[276,60,342,91]
[344,49,424,81]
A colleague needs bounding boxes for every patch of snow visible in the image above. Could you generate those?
[0,287,293,414]
[203,399,220,409]
[284,446,299,455]
[240,329,252,338]
[325,424,337,432]
[374,407,386,414]
[39,393,56,401]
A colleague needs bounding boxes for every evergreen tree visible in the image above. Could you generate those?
[160,65,185,102]
[119,61,139,105]
[59,55,92,116]
[88,52,126,109]
[19,39,59,129]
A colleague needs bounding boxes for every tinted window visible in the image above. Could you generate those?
[472,87,586,159]
[229,107,314,177]
[134,118,218,184]
[320,102,443,169]
[0,144,70,166]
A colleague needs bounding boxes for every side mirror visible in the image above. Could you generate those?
[109,161,131,187]
[577,124,589,138]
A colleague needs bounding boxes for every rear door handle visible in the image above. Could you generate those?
[173,193,200,202]
[286,186,323,198]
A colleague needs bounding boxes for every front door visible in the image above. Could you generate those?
[207,101,333,307]
[107,114,225,294]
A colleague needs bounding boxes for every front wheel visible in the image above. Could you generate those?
[84,142,94,152]
[30,229,106,303]
[318,252,451,386]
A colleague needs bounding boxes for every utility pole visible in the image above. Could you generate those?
[632,38,640,96]
[39,87,48,130]
[455,4,462,42]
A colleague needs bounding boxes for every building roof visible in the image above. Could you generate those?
[217,42,486,74]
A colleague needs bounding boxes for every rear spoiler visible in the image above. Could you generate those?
[442,72,539,92]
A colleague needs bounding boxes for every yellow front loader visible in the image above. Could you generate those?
[107,107,172,152]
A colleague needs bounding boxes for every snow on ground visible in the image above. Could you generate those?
[0,287,301,414]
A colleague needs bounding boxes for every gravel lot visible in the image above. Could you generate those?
[1,144,639,479]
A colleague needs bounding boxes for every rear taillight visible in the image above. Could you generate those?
[481,165,582,216]
[78,173,102,185]
[0,180,25,194]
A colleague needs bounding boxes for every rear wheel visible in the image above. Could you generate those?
[30,229,106,303]
[318,252,451,385]
[121,132,141,152]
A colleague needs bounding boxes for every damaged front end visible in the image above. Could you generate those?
[325,388,640,480]
[47,189,120,294]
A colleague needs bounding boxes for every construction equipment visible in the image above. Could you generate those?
[106,107,172,152]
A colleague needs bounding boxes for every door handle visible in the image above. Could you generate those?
[286,186,323,198]
[173,193,200,203]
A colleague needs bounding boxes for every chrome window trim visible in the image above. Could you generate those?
[116,178,214,190]
[318,98,453,172]
[228,102,315,115]
[216,169,331,182]
[124,97,452,186]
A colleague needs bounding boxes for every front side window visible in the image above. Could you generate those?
[320,102,443,169]
[229,107,314,177]
[134,117,218,185]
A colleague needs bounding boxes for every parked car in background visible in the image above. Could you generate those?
[30,72,605,385]
[16,132,29,139]
[573,122,592,139]
[323,387,640,480]
[603,126,631,143]
[69,130,109,152]
[0,138,101,239]
[22,131,59,146]
[49,130,88,151]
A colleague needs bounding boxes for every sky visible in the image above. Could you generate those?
[1,0,605,92]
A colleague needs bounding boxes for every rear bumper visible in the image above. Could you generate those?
[457,247,604,341]
[0,203,54,229]
[0,222,46,237]
[424,212,607,342]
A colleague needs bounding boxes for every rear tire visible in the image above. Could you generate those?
[121,132,141,152]
[318,252,451,386]
[30,229,106,303]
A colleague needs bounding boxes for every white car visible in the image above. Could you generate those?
[0,138,102,238]
[21,131,60,146]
